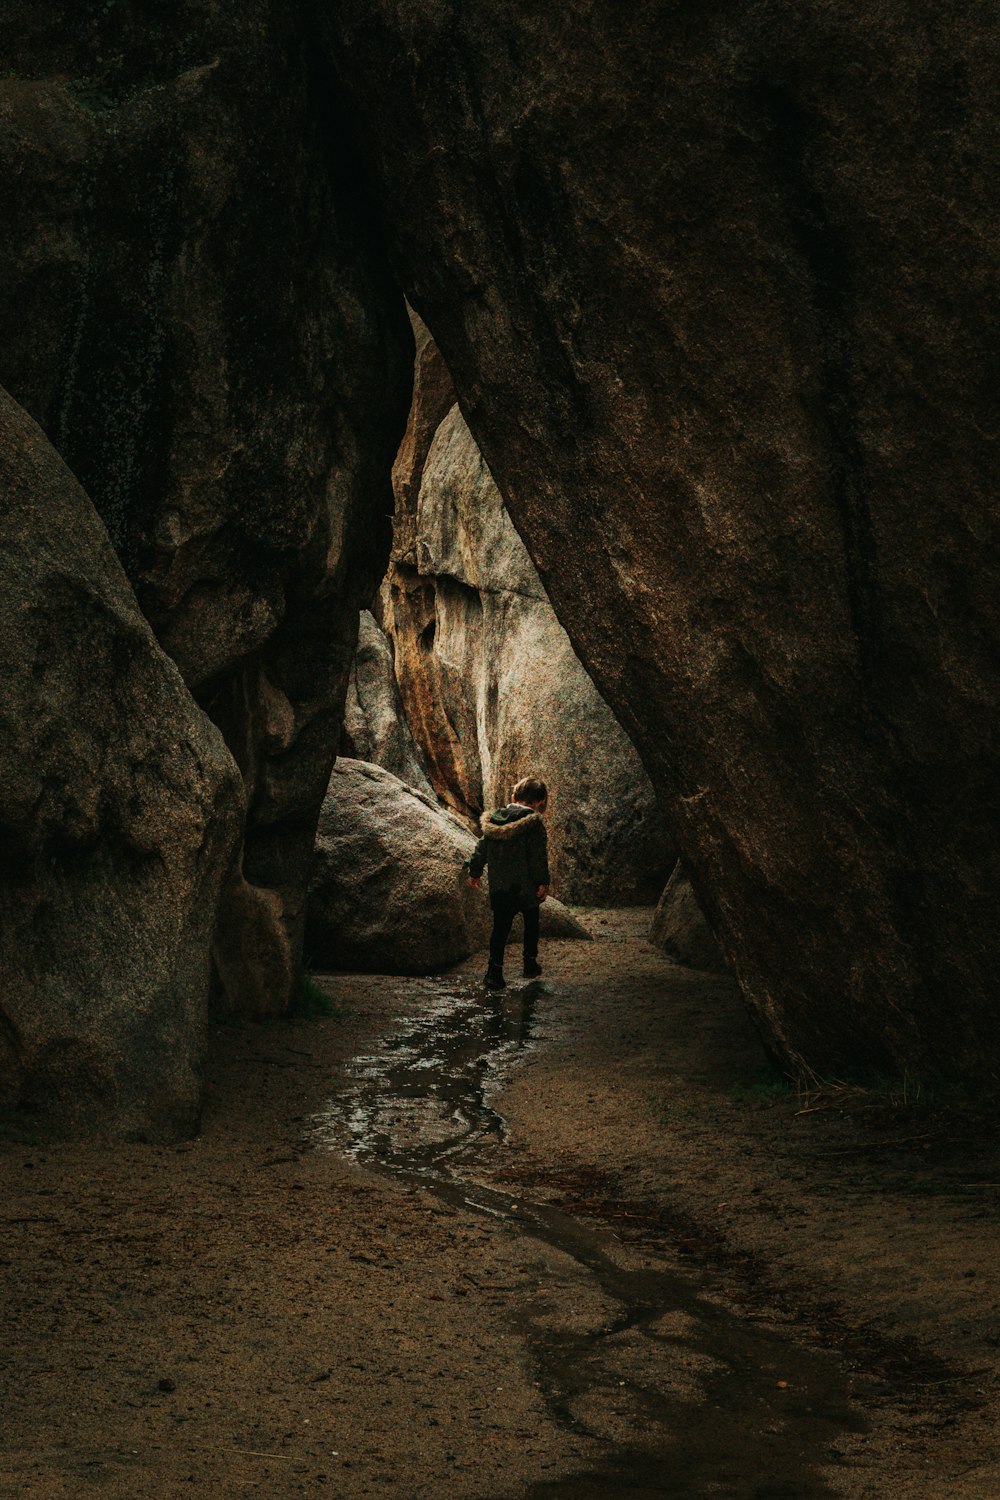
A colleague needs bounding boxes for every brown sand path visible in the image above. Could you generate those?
[1,910,997,1496]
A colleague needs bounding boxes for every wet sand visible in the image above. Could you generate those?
[2,909,997,1496]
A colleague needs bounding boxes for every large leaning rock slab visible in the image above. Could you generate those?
[0,389,242,1139]
[319,4,1000,1084]
[0,6,412,1015]
[384,329,672,904]
[306,760,588,974]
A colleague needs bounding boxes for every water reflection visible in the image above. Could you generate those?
[311,981,539,1176]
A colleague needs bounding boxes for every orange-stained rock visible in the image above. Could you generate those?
[382,357,672,904]
[392,307,457,523]
[342,609,434,797]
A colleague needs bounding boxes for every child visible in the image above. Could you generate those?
[466,777,550,989]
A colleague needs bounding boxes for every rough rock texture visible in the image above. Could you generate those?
[384,319,671,905]
[392,306,457,514]
[320,4,1000,1083]
[650,866,729,977]
[306,760,589,974]
[341,610,433,796]
[0,388,242,1138]
[0,6,412,1014]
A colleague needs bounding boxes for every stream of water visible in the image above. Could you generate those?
[312,978,865,1497]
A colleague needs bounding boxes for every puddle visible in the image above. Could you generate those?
[313,980,538,1173]
[313,979,866,1497]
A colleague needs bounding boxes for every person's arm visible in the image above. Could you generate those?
[531,823,550,899]
[466,836,489,886]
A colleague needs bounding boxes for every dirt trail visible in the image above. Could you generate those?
[2,910,998,1497]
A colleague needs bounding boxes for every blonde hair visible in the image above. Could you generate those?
[512,777,548,806]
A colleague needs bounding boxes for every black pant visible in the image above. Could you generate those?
[489,892,540,970]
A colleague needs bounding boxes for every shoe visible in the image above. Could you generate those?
[523,959,542,978]
[484,966,507,990]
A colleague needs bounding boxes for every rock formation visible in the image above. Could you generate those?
[0,4,412,1015]
[306,760,589,974]
[649,867,728,977]
[382,315,672,905]
[318,4,1000,1085]
[0,388,242,1138]
[341,610,433,796]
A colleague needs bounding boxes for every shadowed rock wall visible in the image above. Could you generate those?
[0,388,242,1139]
[384,317,671,905]
[0,3,412,1015]
[650,867,729,978]
[319,2,1000,1082]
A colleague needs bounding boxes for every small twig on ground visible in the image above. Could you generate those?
[462,1270,521,1291]
[229,1448,302,1461]
[811,1133,940,1156]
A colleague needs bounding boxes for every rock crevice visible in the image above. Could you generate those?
[375,313,672,906]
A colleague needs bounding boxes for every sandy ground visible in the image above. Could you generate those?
[2,909,998,1498]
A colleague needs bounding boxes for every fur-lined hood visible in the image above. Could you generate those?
[479,806,544,841]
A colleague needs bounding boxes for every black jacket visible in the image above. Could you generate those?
[466,805,550,901]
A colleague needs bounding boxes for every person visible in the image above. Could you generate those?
[466,777,550,989]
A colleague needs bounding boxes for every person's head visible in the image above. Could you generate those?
[512,776,548,812]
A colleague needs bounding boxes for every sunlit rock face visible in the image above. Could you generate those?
[0,4,412,1015]
[383,317,672,906]
[307,759,589,974]
[341,610,434,798]
[0,388,242,1139]
[320,3,1000,1082]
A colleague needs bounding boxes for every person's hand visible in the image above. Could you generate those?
[537,884,549,902]
[468,875,481,889]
